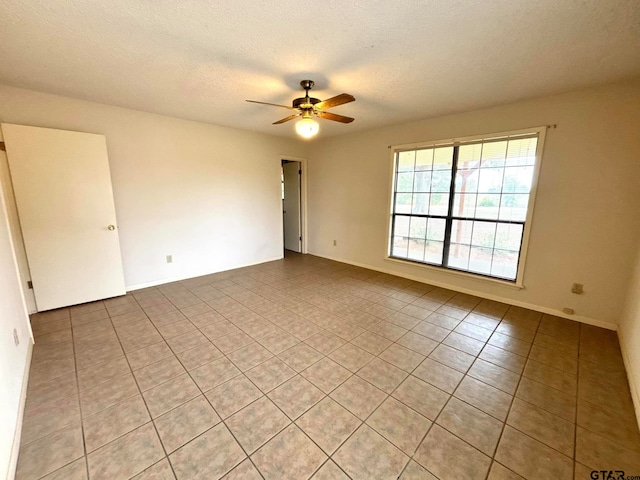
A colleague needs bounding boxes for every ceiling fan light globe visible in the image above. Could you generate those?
[295,117,319,139]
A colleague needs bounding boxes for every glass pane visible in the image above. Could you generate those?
[506,137,537,166]
[478,168,504,193]
[425,241,444,264]
[469,246,493,274]
[453,193,477,218]
[499,194,529,221]
[426,218,446,241]
[391,236,409,258]
[409,216,427,239]
[411,193,430,214]
[471,222,496,248]
[475,194,500,219]
[490,249,519,280]
[448,243,470,270]
[429,193,449,216]
[458,144,482,170]
[451,219,473,245]
[431,170,452,193]
[397,151,415,172]
[396,172,414,192]
[395,193,412,214]
[503,166,533,193]
[481,141,507,167]
[454,168,479,193]
[415,149,433,171]
[495,223,523,251]
[414,171,432,192]
[433,147,454,170]
[407,239,426,261]
[394,215,410,237]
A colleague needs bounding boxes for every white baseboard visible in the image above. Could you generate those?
[8,339,33,480]
[126,255,284,292]
[618,326,640,431]
[311,251,618,331]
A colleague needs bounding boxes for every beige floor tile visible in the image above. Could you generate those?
[80,372,139,416]
[40,457,87,480]
[478,345,526,374]
[429,344,476,373]
[577,399,640,451]
[155,395,221,453]
[87,423,164,480]
[488,332,531,357]
[333,424,408,480]
[436,397,503,456]
[304,332,346,355]
[83,394,150,452]
[328,343,374,372]
[495,426,573,480]
[278,343,324,372]
[259,331,300,354]
[251,424,327,479]
[414,424,491,480]
[454,376,512,421]
[127,342,174,370]
[366,397,431,455]
[442,331,486,356]
[412,321,450,342]
[575,426,640,472]
[311,460,350,480]
[142,373,201,418]
[399,460,438,479]
[573,462,593,480]
[226,396,291,453]
[296,397,361,454]
[396,331,439,356]
[426,311,463,329]
[378,343,425,372]
[190,357,241,391]
[392,375,449,420]
[487,462,525,479]
[16,423,84,479]
[356,357,408,393]
[227,342,273,372]
[21,393,81,446]
[267,375,325,419]
[507,398,574,457]
[351,331,393,355]
[176,342,223,371]
[169,423,246,479]
[205,375,263,419]
[468,358,520,394]
[413,357,464,393]
[211,331,255,354]
[221,458,262,479]
[330,375,387,420]
[131,458,175,479]
[302,358,352,393]
[245,357,296,392]
[134,356,186,391]
[523,359,577,395]
[454,321,493,342]
[165,330,209,353]
[515,377,576,422]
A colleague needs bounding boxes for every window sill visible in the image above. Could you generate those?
[384,256,525,290]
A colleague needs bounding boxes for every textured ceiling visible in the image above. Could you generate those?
[0,0,639,138]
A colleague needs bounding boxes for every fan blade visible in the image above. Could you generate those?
[314,93,355,110]
[246,100,297,110]
[316,111,354,124]
[273,114,300,125]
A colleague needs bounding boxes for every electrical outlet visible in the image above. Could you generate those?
[571,283,584,294]
[562,307,575,315]
[166,255,173,264]
[13,328,19,346]
[333,240,337,246]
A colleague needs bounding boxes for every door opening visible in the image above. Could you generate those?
[282,159,302,254]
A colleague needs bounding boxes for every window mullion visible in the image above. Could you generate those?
[441,146,460,267]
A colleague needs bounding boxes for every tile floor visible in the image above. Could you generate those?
[17,253,640,479]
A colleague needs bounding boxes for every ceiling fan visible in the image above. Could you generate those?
[246,80,355,138]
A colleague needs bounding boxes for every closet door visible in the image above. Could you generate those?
[2,123,126,311]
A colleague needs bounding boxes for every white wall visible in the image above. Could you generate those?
[620,242,640,426]
[308,79,640,328]
[0,84,309,294]
[0,174,32,479]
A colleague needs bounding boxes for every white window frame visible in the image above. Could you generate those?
[385,126,547,288]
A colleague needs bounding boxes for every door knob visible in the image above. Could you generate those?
[107,225,115,231]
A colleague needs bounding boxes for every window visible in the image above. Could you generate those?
[388,127,545,284]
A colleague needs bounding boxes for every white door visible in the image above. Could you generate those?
[282,161,301,252]
[2,124,126,311]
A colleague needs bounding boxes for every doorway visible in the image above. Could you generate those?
[282,159,303,253]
